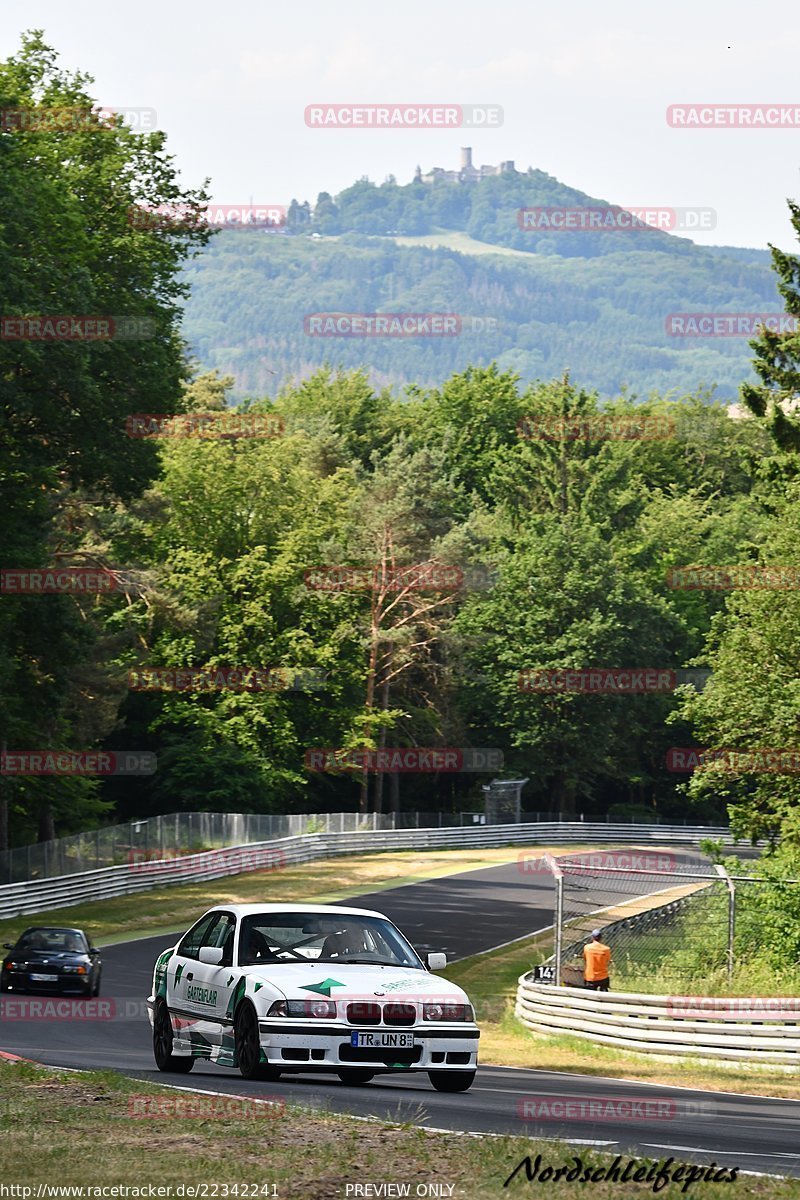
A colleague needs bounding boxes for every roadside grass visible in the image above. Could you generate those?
[2,1058,796,1200]
[612,954,800,997]
[0,843,600,947]
[442,935,800,1100]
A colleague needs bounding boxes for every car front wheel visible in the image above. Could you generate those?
[153,1000,194,1073]
[234,1003,280,1081]
[428,1070,476,1093]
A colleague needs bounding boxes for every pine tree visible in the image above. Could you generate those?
[740,201,800,448]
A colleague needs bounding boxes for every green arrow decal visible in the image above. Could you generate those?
[300,978,346,997]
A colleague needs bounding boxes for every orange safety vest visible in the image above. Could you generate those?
[583,940,611,981]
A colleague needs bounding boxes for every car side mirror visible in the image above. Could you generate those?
[2,943,13,950]
[198,946,224,966]
[89,947,99,956]
[427,952,447,971]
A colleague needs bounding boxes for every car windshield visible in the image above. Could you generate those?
[17,929,86,954]
[237,912,422,968]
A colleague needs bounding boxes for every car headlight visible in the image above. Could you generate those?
[61,965,87,974]
[3,961,17,971]
[267,999,337,1018]
[422,1003,473,1022]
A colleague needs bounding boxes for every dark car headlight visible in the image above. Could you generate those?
[422,1003,473,1021]
[61,965,88,975]
[3,961,17,971]
[267,999,337,1018]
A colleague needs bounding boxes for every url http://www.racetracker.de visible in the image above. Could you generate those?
[1,1188,280,1198]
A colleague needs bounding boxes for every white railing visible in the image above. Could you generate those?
[0,821,735,920]
[515,977,800,1064]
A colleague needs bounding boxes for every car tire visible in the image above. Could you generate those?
[92,974,101,998]
[337,1070,375,1086]
[153,999,194,1073]
[428,1070,476,1093]
[234,1003,281,1081]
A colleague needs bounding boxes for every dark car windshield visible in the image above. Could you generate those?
[17,929,87,954]
[238,912,423,968]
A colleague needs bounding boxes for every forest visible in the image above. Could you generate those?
[3,35,800,853]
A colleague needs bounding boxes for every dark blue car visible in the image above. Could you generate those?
[2,926,102,996]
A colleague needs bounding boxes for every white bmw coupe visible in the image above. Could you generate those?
[148,903,479,1091]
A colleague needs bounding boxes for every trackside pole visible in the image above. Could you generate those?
[715,863,736,982]
[544,853,564,986]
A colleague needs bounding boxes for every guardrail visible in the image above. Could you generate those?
[515,977,800,1064]
[0,821,736,920]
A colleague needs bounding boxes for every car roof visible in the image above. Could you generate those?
[196,903,388,920]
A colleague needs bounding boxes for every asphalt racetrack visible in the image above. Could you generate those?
[3,845,796,1177]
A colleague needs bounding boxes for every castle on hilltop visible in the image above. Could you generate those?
[414,147,516,185]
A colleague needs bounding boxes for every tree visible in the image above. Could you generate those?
[0,32,210,843]
[740,200,800,448]
[675,481,800,845]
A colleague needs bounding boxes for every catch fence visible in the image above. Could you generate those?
[541,850,799,990]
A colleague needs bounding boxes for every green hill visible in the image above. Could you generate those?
[180,170,780,400]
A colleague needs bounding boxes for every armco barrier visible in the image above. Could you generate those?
[514,977,800,1064]
[0,821,735,920]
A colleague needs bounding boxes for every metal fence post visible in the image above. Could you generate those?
[544,854,564,987]
[715,864,736,982]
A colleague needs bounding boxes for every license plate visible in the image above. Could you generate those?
[350,1031,415,1049]
[30,973,58,982]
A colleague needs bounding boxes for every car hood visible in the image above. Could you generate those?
[244,962,469,1004]
[12,951,89,965]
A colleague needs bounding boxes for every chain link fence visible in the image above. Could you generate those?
[544,851,800,993]
[2,808,732,887]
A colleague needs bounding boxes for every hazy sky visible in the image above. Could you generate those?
[4,0,800,249]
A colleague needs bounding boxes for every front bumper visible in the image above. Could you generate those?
[1,972,92,995]
[256,1019,480,1072]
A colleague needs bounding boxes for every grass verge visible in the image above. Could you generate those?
[2,1058,796,1200]
[442,934,800,1100]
